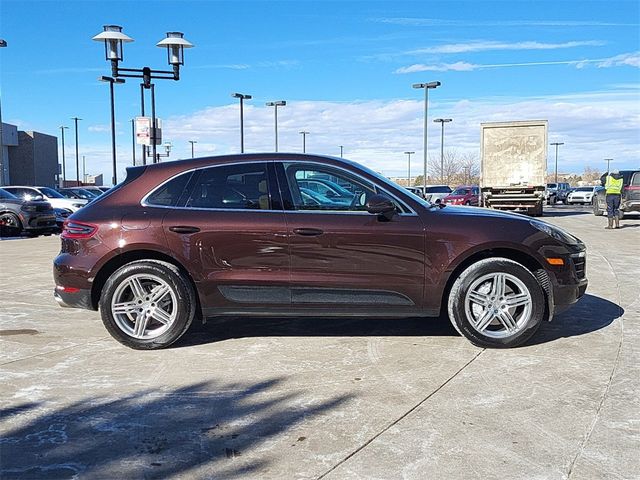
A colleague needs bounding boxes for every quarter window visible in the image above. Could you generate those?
[186,163,271,210]
[146,171,193,207]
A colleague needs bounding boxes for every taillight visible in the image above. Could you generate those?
[62,220,98,239]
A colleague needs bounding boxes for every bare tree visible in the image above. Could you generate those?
[429,149,480,186]
[582,166,601,184]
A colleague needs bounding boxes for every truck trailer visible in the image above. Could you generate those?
[480,120,547,216]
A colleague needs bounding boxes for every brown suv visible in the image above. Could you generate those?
[53,154,588,349]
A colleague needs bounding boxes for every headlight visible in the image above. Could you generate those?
[530,219,580,245]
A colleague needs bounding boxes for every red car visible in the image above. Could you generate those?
[54,154,587,350]
[443,185,480,206]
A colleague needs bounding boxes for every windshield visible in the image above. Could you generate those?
[575,187,594,192]
[451,188,471,196]
[0,188,19,200]
[547,183,557,189]
[39,187,65,198]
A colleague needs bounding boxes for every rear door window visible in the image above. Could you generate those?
[185,163,273,210]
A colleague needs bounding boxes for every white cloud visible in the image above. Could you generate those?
[594,51,640,68]
[407,40,605,55]
[88,124,110,133]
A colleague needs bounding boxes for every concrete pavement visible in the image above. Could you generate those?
[1,206,638,479]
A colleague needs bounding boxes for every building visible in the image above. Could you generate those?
[0,123,59,187]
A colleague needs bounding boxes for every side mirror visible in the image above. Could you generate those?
[366,194,396,220]
[33,195,44,201]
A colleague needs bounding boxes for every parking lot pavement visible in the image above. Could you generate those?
[1,205,638,479]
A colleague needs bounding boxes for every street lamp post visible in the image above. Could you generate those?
[404,151,415,186]
[0,39,6,186]
[434,118,452,183]
[232,93,252,153]
[154,142,172,162]
[93,25,194,165]
[59,126,69,186]
[413,81,441,191]
[189,140,197,158]
[339,145,344,158]
[71,117,82,185]
[550,142,564,184]
[99,76,125,185]
[605,158,613,173]
[265,100,286,152]
[299,131,309,153]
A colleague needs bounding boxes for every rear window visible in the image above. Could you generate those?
[0,188,18,200]
[425,186,451,193]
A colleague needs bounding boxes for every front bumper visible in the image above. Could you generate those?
[21,213,57,231]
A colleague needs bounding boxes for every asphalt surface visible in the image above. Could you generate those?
[1,205,638,479]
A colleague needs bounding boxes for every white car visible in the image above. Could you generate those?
[413,185,452,203]
[3,186,87,212]
[566,186,597,205]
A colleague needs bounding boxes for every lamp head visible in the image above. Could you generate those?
[157,32,193,66]
[92,25,133,62]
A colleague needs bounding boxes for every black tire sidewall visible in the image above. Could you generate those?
[99,261,195,350]
[448,258,545,348]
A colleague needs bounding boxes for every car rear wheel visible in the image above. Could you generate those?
[99,260,196,350]
[0,212,23,236]
[447,258,545,348]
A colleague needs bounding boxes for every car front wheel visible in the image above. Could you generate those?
[99,260,196,350]
[447,258,545,348]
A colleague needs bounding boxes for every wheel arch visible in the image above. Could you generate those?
[440,247,549,317]
[91,249,200,316]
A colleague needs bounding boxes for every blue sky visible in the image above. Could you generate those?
[1,0,639,183]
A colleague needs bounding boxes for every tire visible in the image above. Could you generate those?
[447,258,545,348]
[0,212,23,236]
[618,210,625,220]
[99,260,196,350]
[592,198,603,216]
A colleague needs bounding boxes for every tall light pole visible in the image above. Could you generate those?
[550,142,564,183]
[59,126,69,185]
[0,40,7,186]
[339,145,344,158]
[232,93,251,153]
[93,25,194,165]
[434,118,452,183]
[265,100,286,152]
[71,117,82,185]
[99,76,125,185]
[605,158,613,173]
[300,131,309,153]
[189,140,197,158]
[413,81,441,190]
[404,151,415,186]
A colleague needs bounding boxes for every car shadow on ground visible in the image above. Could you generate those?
[0,379,351,479]
[542,207,593,217]
[175,294,621,349]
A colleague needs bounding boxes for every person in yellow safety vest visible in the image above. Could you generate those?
[600,170,624,229]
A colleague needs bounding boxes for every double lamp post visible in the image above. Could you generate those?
[92,25,193,184]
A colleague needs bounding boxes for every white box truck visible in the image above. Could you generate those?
[480,120,547,216]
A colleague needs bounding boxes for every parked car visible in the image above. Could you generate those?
[404,186,425,198]
[58,187,100,200]
[592,170,640,218]
[54,154,588,350]
[81,186,109,196]
[3,186,87,212]
[545,182,571,204]
[421,185,452,203]
[442,185,480,206]
[566,186,598,205]
[0,188,57,236]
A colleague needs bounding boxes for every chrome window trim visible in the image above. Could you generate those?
[141,159,418,216]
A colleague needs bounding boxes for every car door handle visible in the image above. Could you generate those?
[169,226,201,234]
[293,227,324,236]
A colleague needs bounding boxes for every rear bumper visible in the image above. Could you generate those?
[54,287,94,310]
